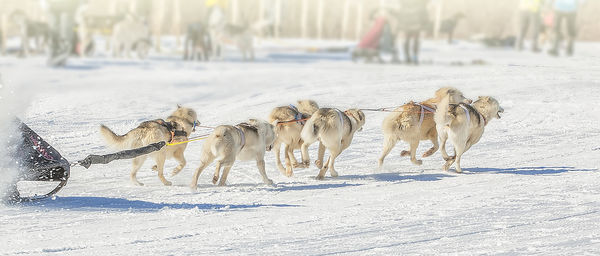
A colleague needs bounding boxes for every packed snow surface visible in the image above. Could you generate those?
[1,40,599,255]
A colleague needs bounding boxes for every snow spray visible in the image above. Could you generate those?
[0,75,28,203]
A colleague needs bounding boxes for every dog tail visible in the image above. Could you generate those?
[99,125,129,149]
[301,116,320,144]
[434,94,454,128]
[210,126,227,156]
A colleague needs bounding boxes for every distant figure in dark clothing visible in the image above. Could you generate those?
[399,0,429,64]
[548,0,585,56]
[516,0,543,52]
[440,12,465,44]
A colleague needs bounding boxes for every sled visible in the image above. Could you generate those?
[7,119,70,202]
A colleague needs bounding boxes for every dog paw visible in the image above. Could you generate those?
[443,162,452,171]
[190,185,198,192]
[422,150,435,158]
[412,159,423,166]
[265,179,274,185]
[314,160,322,169]
[401,150,410,157]
[330,170,339,177]
[133,181,144,186]
[163,181,172,186]
[294,162,307,168]
[285,167,294,177]
[151,165,158,171]
[212,175,219,185]
[315,175,325,180]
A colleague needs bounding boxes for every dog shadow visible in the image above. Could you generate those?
[269,182,362,192]
[337,172,455,183]
[22,196,298,212]
[464,166,596,175]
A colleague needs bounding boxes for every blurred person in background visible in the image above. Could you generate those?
[548,0,585,56]
[516,0,543,52]
[398,0,430,65]
[44,0,81,66]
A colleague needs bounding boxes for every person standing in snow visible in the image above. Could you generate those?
[548,0,585,56]
[398,0,430,65]
[45,0,81,67]
[516,0,543,52]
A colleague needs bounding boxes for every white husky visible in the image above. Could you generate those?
[434,95,504,173]
[300,108,366,180]
[190,119,277,188]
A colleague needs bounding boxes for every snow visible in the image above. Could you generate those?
[1,40,600,255]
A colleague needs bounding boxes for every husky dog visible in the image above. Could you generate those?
[211,23,255,61]
[190,119,277,188]
[100,106,199,186]
[183,22,211,61]
[9,10,51,57]
[435,96,504,173]
[379,87,471,168]
[269,100,319,177]
[300,108,366,180]
[111,14,151,59]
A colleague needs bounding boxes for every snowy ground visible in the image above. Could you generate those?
[1,39,600,255]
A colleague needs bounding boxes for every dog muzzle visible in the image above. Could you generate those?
[497,108,504,119]
[266,144,273,151]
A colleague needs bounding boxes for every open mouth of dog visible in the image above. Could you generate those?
[497,107,504,119]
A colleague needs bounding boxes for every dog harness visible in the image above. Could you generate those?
[415,103,436,127]
[335,109,345,128]
[459,104,486,126]
[459,104,471,124]
[234,125,246,149]
[288,104,306,125]
[154,119,188,143]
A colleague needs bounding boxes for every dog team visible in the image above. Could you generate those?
[99,87,503,189]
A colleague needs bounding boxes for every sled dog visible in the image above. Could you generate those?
[111,14,151,59]
[210,23,255,61]
[268,100,319,177]
[300,108,366,180]
[434,95,504,173]
[183,22,211,61]
[100,106,199,186]
[190,119,277,188]
[378,87,471,168]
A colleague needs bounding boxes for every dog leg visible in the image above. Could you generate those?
[327,146,342,178]
[274,142,287,175]
[284,144,294,177]
[315,142,325,169]
[218,164,233,186]
[171,148,187,176]
[443,155,456,171]
[408,140,423,165]
[256,157,274,185]
[154,153,171,186]
[131,156,147,186]
[316,156,329,180]
[300,142,311,167]
[378,135,397,168]
[439,130,450,161]
[213,161,222,185]
[423,130,439,158]
[190,156,214,190]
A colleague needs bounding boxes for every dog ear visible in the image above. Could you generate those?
[177,104,182,109]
